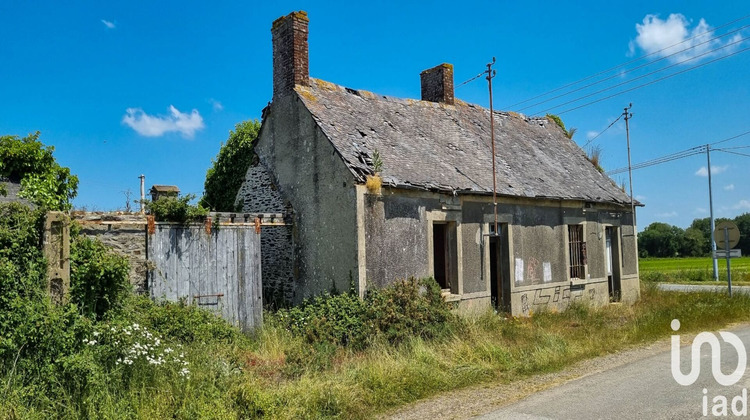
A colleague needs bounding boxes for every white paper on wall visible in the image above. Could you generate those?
[515,258,524,284]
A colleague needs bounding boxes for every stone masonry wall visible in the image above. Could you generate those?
[72,212,148,292]
[236,164,295,306]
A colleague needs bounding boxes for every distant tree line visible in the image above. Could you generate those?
[638,214,750,258]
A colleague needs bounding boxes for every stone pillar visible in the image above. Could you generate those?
[43,212,70,304]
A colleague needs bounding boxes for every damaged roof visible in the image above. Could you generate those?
[295,78,636,206]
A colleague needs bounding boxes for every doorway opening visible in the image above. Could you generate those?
[606,226,622,302]
[432,222,458,294]
[489,223,510,311]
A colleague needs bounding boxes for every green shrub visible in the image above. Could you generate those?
[0,203,50,365]
[275,277,455,350]
[0,132,78,211]
[367,277,455,344]
[276,292,373,349]
[70,236,131,319]
[116,295,244,344]
[147,193,208,223]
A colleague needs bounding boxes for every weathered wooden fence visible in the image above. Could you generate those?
[148,222,262,331]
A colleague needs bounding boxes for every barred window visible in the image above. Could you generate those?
[568,225,586,279]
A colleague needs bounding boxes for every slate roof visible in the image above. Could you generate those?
[294,78,636,207]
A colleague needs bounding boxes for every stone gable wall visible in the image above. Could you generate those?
[72,212,148,292]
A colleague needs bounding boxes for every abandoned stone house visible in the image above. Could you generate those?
[236,11,641,315]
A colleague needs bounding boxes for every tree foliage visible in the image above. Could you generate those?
[0,132,78,210]
[641,214,750,258]
[639,222,685,258]
[200,120,261,211]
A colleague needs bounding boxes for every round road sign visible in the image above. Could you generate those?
[714,221,740,249]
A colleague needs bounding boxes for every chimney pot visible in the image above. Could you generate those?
[420,63,455,105]
[272,11,310,98]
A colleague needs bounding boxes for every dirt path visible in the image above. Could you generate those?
[381,337,676,420]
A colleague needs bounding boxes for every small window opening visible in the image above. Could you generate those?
[568,225,586,279]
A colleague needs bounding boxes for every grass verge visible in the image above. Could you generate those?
[4,282,750,419]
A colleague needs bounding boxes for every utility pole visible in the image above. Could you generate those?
[706,145,719,281]
[139,174,145,214]
[486,57,498,236]
[623,104,635,225]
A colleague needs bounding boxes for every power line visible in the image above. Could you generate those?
[503,13,750,109]
[710,129,750,146]
[457,71,486,88]
[582,114,623,148]
[606,130,750,175]
[538,37,749,115]
[555,45,750,115]
[516,26,750,113]
[607,147,705,175]
[717,149,750,158]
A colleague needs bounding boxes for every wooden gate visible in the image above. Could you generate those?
[147,222,262,331]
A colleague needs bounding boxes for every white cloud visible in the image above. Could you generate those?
[635,195,647,201]
[208,98,224,112]
[695,165,728,177]
[694,207,708,214]
[656,211,678,218]
[101,19,116,29]
[122,105,204,138]
[586,130,599,140]
[632,14,743,64]
[732,200,750,210]
[724,184,735,191]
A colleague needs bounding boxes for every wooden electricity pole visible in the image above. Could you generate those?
[486,57,498,236]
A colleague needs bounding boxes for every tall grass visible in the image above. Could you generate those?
[4,283,750,419]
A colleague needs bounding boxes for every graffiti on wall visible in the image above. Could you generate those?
[519,285,597,316]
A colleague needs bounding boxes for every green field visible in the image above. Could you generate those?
[639,256,750,285]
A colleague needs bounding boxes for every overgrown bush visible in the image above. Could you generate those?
[0,132,78,210]
[147,193,208,223]
[276,292,373,349]
[367,277,454,344]
[70,236,131,319]
[117,295,244,344]
[275,277,456,350]
[0,203,48,364]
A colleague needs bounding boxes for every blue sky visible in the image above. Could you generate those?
[1,1,749,231]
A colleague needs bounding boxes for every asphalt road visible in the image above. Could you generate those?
[476,324,750,420]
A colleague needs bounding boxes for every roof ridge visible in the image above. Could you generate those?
[302,78,540,121]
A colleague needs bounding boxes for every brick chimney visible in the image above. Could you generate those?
[420,63,454,105]
[271,11,310,98]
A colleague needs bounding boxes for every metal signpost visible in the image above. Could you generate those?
[713,220,741,297]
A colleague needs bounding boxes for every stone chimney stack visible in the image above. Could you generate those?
[272,11,310,98]
[420,63,455,105]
